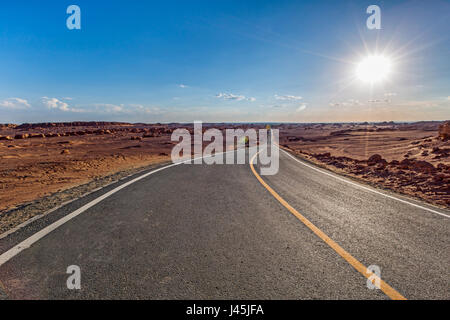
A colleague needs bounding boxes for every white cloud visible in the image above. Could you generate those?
[274,94,302,101]
[92,103,124,113]
[296,104,307,112]
[329,99,362,107]
[0,97,30,109]
[41,97,87,113]
[179,84,188,88]
[89,103,164,115]
[39,99,165,115]
[396,100,441,108]
[216,93,255,102]
[41,97,71,111]
[128,104,163,115]
[330,98,395,107]
[368,99,391,103]
[216,93,245,101]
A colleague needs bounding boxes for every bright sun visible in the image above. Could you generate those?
[356,55,392,83]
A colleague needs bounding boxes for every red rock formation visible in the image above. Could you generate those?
[14,134,29,139]
[438,121,450,141]
[29,133,46,138]
[367,154,387,166]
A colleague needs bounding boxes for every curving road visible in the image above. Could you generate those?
[0,147,448,300]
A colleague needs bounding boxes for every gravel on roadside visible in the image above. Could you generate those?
[0,160,170,235]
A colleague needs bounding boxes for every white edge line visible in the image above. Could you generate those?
[280,148,450,219]
[0,199,76,241]
[0,149,239,267]
[0,164,171,240]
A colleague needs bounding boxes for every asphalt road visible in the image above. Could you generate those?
[0,147,448,299]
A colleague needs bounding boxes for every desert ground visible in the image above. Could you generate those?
[0,120,448,233]
[277,121,449,208]
[0,122,262,233]
[0,122,177,213]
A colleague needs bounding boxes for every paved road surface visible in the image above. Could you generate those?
[0,147,448,299]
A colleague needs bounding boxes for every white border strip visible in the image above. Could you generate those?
[280,149,450,219]
[0,150,239,267]
[0,166,166,240]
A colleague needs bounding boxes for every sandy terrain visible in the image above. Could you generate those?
[0,120,448,234]
[277,121,449,208]
[0,122,176,214]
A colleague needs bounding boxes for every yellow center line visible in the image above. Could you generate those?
[249,151,406,300]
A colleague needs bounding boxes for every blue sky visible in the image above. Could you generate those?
[0,0,449,123]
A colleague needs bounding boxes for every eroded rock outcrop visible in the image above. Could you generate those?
[438,121,450,141]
